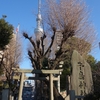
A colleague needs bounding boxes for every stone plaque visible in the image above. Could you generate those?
[70,50,93,96]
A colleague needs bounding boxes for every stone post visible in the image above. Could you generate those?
[2,89,9,100]
[57,75,60,93]
[69,90,75,100]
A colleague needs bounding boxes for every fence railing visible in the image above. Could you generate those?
[65,90,84,100]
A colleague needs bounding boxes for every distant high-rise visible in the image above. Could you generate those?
[34,0,43,40]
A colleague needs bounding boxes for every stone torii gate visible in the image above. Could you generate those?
[13,69,63,100]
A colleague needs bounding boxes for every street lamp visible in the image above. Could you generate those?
[59,61,64,68]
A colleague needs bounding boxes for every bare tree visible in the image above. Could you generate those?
[63,37,91,58]
[23,0,96,100]
[0,33,22,99]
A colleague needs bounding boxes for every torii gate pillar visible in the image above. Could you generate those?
[18,72,24,100]
[50,74,53,100]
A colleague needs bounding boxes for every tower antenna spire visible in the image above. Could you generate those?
[38,0,41,14]
[34,0,43,40]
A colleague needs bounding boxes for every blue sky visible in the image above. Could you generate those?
[0,0,100,69]
[84,0,100,61]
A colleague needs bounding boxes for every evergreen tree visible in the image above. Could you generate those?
[0,17,13,50]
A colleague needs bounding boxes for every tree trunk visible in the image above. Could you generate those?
[44,80,64,100]
[53,84,64,100]
[34,75,64,100]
